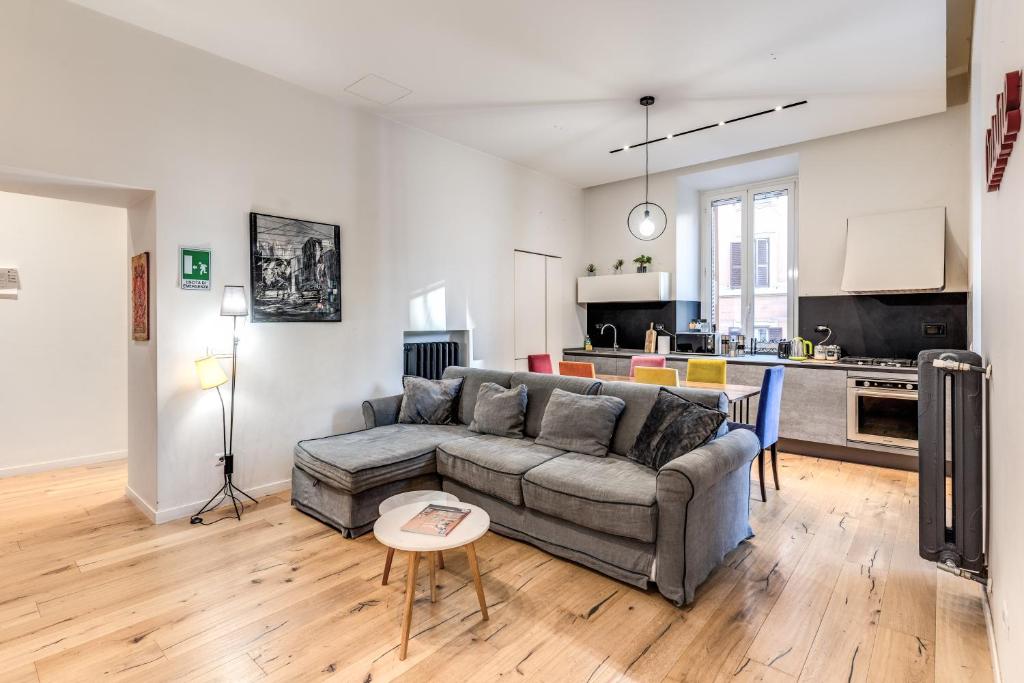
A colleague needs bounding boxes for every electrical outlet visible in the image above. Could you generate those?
[214,453,225,467]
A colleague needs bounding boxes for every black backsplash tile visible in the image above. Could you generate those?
[585,301,700,349]
[798,293,968,359]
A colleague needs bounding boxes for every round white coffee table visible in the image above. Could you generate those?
[377,491,459,586]
[373,501,490,660]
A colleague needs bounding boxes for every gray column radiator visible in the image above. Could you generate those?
[918,349,986,580]
[403,342,460,380]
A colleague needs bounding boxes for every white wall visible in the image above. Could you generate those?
[970,0,1024,677]
[0,190,127,475]
[0,0,584,519]
[582,106,969,299]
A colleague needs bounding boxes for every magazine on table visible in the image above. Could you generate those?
[401,504,472,537]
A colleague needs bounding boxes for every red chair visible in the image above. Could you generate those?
[629,355,667,377]
[528,354,553,374]
[558,361,597,379]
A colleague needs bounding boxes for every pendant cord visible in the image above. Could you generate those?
[644,105,649,205]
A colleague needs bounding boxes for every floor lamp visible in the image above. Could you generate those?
[190,285,257,523]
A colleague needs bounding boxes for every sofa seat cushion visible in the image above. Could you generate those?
[522,452,658,543]
[294,424,471,494]
[437,435,565,505]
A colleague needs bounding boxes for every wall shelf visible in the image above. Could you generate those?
[577,272,670,303]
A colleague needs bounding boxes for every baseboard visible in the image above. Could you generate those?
[153,478,292,524]
[125,484,158,523]
[983,586,1003,683]
[0,449,127,478]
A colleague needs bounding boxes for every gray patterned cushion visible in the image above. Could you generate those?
[535,388,626,457]
[398,376,464,425]
[469,383,528,438]
[627,388,726,469]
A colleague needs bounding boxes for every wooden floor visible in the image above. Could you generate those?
[0,456,993,682]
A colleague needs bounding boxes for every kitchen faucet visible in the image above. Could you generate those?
[596,323,619,351]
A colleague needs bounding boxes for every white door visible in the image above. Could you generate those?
[514,251,546,371]
[544,256,562,366]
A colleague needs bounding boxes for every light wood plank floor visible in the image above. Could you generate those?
[0,456,993,682]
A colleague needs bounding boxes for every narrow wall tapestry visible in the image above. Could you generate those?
[131,252,150,341]
[248,212,341,322]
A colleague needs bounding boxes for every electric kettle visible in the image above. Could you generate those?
[789,337,813,361]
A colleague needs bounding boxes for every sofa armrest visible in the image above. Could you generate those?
[361,393,403,429]
[654,428,761,605]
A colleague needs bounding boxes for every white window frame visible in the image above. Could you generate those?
[699,177,798,340]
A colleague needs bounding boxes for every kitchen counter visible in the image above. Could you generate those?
[562,348,918,374]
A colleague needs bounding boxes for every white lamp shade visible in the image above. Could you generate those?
[195,355,228,390]
[220,285,248,317]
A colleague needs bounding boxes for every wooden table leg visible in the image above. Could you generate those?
[399,551,420,661]
[466,542,488,621]
[428,552,438,603]
[437,550,444,570]
[382,547,395,586]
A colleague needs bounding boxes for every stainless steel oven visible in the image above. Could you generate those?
[847,374,919,450]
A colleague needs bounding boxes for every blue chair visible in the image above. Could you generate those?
[729,366,784,502]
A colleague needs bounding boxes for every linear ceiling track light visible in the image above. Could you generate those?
[627,95,667,241]
[609,99,808,154]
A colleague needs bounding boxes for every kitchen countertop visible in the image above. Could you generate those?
[562,347,919,374]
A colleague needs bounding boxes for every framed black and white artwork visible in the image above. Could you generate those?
[248,212,341,323]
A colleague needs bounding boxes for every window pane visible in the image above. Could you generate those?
[711,197,743,336]
[752,189,788,342]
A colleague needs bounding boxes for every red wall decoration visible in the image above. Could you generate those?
[986,70,1022,192]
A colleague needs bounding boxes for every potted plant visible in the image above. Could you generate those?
[612,259,624,274]
[585,263,597,276]
[633,255,652,273]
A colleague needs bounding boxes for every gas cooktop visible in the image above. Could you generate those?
[841,356,918,368]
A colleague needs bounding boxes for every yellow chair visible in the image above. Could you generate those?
[634,366,680,387]
[686,358,727,384]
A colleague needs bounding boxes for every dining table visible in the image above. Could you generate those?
[595,374,761,423]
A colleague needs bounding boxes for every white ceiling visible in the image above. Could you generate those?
[69,0,948,188]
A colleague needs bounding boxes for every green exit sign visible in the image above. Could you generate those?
[180,247,211,290]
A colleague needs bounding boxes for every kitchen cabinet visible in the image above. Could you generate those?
[576,272,670,303]
[774,367,847,445]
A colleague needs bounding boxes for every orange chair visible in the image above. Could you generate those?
[634,366,680,387]
[558,360,597,378]
[686,358,727,384]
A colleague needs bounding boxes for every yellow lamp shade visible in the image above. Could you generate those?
[195,355,228,390]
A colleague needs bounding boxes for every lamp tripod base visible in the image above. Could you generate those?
[190,455,258,524]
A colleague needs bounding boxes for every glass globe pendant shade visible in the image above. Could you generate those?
[627,202,667,241]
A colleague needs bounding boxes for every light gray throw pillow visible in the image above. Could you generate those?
[469,382,528,438]
[535,388,626,457]
[398,375,464,425]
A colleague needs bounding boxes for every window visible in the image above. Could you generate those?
[755,238,770,287]
[702,179,796,342]
[729,242,742,289]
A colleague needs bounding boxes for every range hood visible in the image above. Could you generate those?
[841,206,946,293]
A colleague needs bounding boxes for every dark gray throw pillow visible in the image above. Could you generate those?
[628,388,726,469]
[398,376,464,425]
[535,388,626,457]
[469,382,528,438]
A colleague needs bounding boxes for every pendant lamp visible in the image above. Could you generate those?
[627,95,667,241]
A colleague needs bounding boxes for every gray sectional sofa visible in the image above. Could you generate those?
[291,366,760,605]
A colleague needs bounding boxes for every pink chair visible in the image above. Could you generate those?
[528,354,553,374]
[629,355,667,377]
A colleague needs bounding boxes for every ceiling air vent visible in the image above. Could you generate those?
[344,74,411,105]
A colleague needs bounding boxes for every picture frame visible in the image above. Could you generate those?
[248,212,341,323]
[131,252,149,341]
